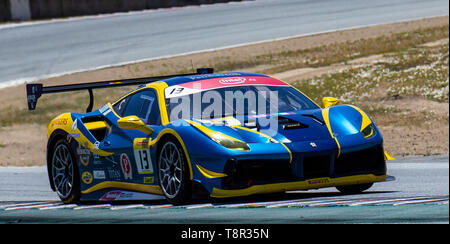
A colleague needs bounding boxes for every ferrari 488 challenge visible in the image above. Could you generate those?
[26,68,394,204]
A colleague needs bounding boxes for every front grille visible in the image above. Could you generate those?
[222,159,292,189]
[334,145,386,176]
[303,155,331,178]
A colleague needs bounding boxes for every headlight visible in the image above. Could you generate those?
[361,123,375,139]
[210,132,250,151]
[186,120,250,151]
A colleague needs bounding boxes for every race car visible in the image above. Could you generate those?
[26,68,395,204]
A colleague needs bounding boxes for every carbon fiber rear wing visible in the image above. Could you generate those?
[26,68,213,112]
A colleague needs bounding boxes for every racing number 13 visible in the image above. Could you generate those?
[134,149,153,174]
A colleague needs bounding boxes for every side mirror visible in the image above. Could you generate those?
[117,116,153,135]
[322,97,340,108]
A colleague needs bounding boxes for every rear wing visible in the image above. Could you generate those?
[26,68,213,112]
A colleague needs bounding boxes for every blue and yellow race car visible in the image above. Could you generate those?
[26,68,395,204]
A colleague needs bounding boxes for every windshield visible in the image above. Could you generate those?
[165,85,319,121]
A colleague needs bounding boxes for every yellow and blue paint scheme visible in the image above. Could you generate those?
[46,72,394,201]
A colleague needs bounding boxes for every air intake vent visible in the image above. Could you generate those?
[277,116,308,130]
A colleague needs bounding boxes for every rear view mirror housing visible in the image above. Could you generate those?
[117,116,153,135]
[322,97,340,108]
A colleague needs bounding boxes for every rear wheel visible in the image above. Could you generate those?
[50,139,80,203]
[336,183,373,194]
[158,139,191,205]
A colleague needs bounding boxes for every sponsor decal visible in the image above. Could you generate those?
[308,178,329,184]
[54,118,68,125]
[99,104,109,113]
[71,119,78,131]
[80,154,90,166]
[219,77,246,85]
[81,171,93,185]
[144,176,154,184]
[100,190,132,201]
[120,153,133,179]
[137,139,149,147]
[99,190,164,201]
[78,144,91,166]
[99,104,112,116]
[107,169,121,180]
[93,170,106,179]
[93,141,100,150]
[77,147,91,155]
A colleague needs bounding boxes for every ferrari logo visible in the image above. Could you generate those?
[310,142,317,147]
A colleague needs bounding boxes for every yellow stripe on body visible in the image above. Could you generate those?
[232,125,293,163]
[82,181,163,195]
[196,165,228,179]
[211,174,387,198]
[348,105,372,132]
[321,108,341,157]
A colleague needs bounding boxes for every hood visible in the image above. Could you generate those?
[191,109,332,144]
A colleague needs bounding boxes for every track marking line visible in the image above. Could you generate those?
[73,204,111,210]
[147,204,173,209]
[393,198,450,206]
[0,201,49,209]
[267,198,357,208]
[306,200,363,207]
[5,203,62,211]
[348,197,431,206]
[39,204,78,210]
[110,204,147,210]
[184,203,214,209]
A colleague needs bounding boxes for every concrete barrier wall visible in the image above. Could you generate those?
[0,0,11,21]
[1,0,246,22]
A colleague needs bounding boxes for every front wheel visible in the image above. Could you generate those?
[158,139,191,205]
[50,139,80,203]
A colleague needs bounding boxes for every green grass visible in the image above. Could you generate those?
[213,25,448,74]
[292,42,449,104]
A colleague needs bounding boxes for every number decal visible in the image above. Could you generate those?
[134,149,153,174]
[170,87,185,95]
[133,138,154,174]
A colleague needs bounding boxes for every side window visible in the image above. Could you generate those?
[112,96,130,117]
[114,89,161,125]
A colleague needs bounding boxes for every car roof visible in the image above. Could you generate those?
[161,72,270,87]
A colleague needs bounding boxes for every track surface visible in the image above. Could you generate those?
[0,0,448,87]
[0,156,448,223]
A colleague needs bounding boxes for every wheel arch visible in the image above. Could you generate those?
[155,130,194,181]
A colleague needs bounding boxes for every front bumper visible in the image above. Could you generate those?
[211,173,394,198]
[196,142,391,198]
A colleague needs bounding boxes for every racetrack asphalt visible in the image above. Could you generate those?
[0,0,448,88]
[0,156,448,224]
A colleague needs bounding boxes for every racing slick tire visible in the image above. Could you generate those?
[50,139,81,203]
[158,138,192,205]
[336,183,373,194]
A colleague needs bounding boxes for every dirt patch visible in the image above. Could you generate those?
[0,124,47,166]
[362,97,449,157]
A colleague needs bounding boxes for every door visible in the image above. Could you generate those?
[98,88,162,183]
